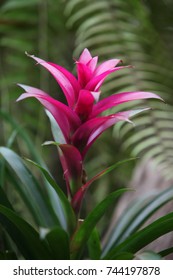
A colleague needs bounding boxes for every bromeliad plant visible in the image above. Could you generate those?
[16,49,161,213]
[1,48,173,260]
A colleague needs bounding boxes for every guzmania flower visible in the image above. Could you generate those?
[17,48,162,212]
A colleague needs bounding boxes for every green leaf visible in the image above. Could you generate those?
[0,205,51,259]
[0,110,44,164]
[159,247,173,258]
[72,158,136,212]
[0,147,59,227]
[70,188,130,259]
[87,228,101,260]
[104,212,173,259]
[0,251,17,260]
[103,186,173,256]
[42,141,60,146]
[25,158,76,235]
[1,0,39,11]
[110,252,134,260]
[45,227,70,260]
[0,185,13,210]
[95,158,138,178]
[0,113,64,225]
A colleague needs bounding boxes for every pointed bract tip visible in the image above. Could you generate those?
[17,83,25,89]
[79,48,92,63]
[16,95,24,102]
[129,107,151,117]
[25,51,44,65]
[25,51,34,58]
[41,141,60,146]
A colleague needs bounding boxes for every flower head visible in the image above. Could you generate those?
[17,49,162,211]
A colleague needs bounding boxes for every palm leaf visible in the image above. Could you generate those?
[65,0,173,179]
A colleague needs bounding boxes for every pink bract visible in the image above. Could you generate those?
[17,48,162,211]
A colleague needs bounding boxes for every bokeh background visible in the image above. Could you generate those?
[1,0,173,253]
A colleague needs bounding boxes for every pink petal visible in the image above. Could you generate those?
[94,59,121,76]
[74,90,95,121]
[49,62,80,101]
[26,54,79,108]
[90,91,101,102]
[17,84,81,143]
[85,66,131,91]
[72,117,107,152]
[78,48,93,64]
[58,144,83,197]
[76,50,98,85]
[90,91,163,118]
[73,109,148,158]
[17,84,49,96]
[76,62,93,88]
[87,56,98,72]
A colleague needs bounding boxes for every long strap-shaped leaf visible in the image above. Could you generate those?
[102,186,173,256]
[26,158,77,235]
[44,227,70,260]
[0,111,68,228]
[104,212,173,259]
[87,227,101,260]
[0,147,59,227]
[0,110,68,226]
[0,185,13,210]
[70,188,130,259]
[0,205,51,260]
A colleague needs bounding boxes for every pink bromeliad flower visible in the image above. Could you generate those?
[17,48,162,212]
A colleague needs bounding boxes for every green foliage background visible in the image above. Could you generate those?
[1,0,173,258]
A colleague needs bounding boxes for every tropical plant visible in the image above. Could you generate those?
[1,0,173,260]
[1,48,173,260]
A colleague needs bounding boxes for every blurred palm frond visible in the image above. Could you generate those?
[65,0,173,180]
